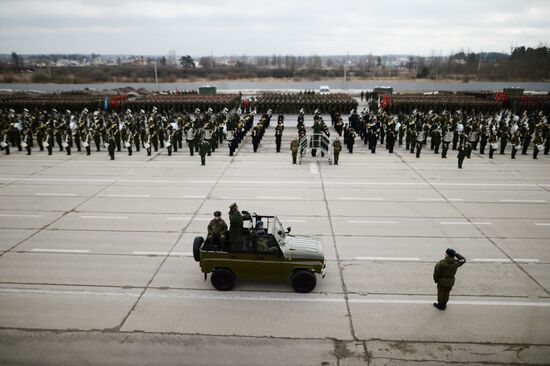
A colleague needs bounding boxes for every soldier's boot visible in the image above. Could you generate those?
[147,148,151,156]
[128,147,132,156]
[533,148,539,159]
[86,146,91,156]
[489,148,494,159]
[26,146,31,155]
[511,148,516,159]
[66,147,71,156]
[433,303,446,310]
[201,157,205,166]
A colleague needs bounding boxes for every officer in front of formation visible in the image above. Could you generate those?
[290,137,299,164]
[433,248,466,310]
[333,137,342,165]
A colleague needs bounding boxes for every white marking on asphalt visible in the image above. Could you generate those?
[183,195,206,199]
[0,288,140,297]
[339,197,384,201]
[349,298,550,307]
[347,220,399,224]
[165,217,190,220]
[31,248,90,254]
[499,199,547,203]
[35,193,77,197]
[309,163,319,175]
[1,287,550,307]
[440,222,492,225]
[354,256,421,261]
[417,198,445,201]
[133,251,169,256]
[534,223,550,226]
[107,194,150,198]
[80,215,128,219]
[257,196,303,200]
[170,252,193,257]
[0,214,44,218]
[471,258,512,263]
[194,218,211,221]
[513,258,540,263]
[448,198,463,201]
[285,219,308,223]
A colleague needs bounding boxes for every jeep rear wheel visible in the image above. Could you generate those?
[211,268,236,291]
[291,270,316,293]
[193,236,204,262]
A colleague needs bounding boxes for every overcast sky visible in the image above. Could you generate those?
[0,0,549,56]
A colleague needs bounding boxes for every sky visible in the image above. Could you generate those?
[0,0,549,56]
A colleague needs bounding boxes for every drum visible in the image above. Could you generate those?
[226,131,234,141]
[469,132,478,142]
[444,131,453,142]
[417,131,425,141]
[490,142,499,149]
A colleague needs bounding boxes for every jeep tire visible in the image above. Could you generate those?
[211,268,236,291]
[193,236,204,262]
[291,270,316,293]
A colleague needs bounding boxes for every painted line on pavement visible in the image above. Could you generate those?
[35,193,77,197]
[534,223,550,226]
[417,198,445,201]
[194,218,211,221]
[80,215,128,219]
[166,217,191,220]
[354,256,421,261]
[257,196,303,200]
[339,197,384,201]
[513,258,540,263]
[183,195,206,199]
[133,251,169,256]
[2,287,549,307]
[107,194,151,198]
[448,198,463,201]
[471,258,511,263]
[499,199,547,203]
[31,248,90,254]
[0,214,44,218]
[440,222,492,225]
[285,219,308,223]
[348,220,399,224]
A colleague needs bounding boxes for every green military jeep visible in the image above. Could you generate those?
[193,214,325,293]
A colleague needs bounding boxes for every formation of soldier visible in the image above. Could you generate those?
[323,107,549,165]
[0,106,254,164]
[255,92,358,114]
[2,104,549,168]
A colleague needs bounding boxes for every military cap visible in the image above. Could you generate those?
[213,211,221,217]
[229,202,238,209]
[445,248,456,257]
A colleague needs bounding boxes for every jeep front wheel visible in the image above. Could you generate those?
[193,236,204,262]
[211,268,236,291]
[291,270,316,293]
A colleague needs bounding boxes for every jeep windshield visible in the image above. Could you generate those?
[272,216,285,244]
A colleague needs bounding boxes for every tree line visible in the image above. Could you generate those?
[1,46,548,83]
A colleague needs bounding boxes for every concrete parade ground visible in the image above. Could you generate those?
[0,114,550,365]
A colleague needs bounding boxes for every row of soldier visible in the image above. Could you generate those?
[328,108,550,160]
[0,107,259,164]
[1,106,549,165]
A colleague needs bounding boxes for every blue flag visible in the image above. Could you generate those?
[104,96,109,111]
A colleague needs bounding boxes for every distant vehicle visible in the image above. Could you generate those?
[193,213,325,293]
[319,86,330,95]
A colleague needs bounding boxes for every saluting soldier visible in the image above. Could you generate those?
[433,248,466,310]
